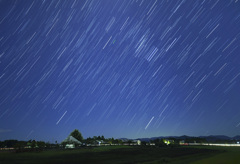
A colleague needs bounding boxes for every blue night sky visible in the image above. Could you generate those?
[0,0,240,142]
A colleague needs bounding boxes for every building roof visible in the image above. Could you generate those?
[62,136,82,144]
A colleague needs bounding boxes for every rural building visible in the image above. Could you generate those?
[132,140,141,145]
[163,139,174,145]
[61,136,82,148]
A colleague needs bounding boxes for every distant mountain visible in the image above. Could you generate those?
[233,135,240,140]
[136,135,197,142]
[174,135,194,140]
[134,135,240,142]
[199,135,231,142]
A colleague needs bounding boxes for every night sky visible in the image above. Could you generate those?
[0,0,240,142]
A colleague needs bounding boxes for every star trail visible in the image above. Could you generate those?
[0,0,240,142]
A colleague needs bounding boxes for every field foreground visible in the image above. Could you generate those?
[1,145,240,164]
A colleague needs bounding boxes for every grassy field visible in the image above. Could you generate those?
[0,145,239,164]
[191,146,240,164]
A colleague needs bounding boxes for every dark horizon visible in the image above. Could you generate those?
[1,133,240,143]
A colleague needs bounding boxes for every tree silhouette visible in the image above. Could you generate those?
[101,135,105,140]
[70,129,83,142]
[31,140,37,148]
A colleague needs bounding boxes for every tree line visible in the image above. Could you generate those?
[0,139,57,152]
[63,129,126,145]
